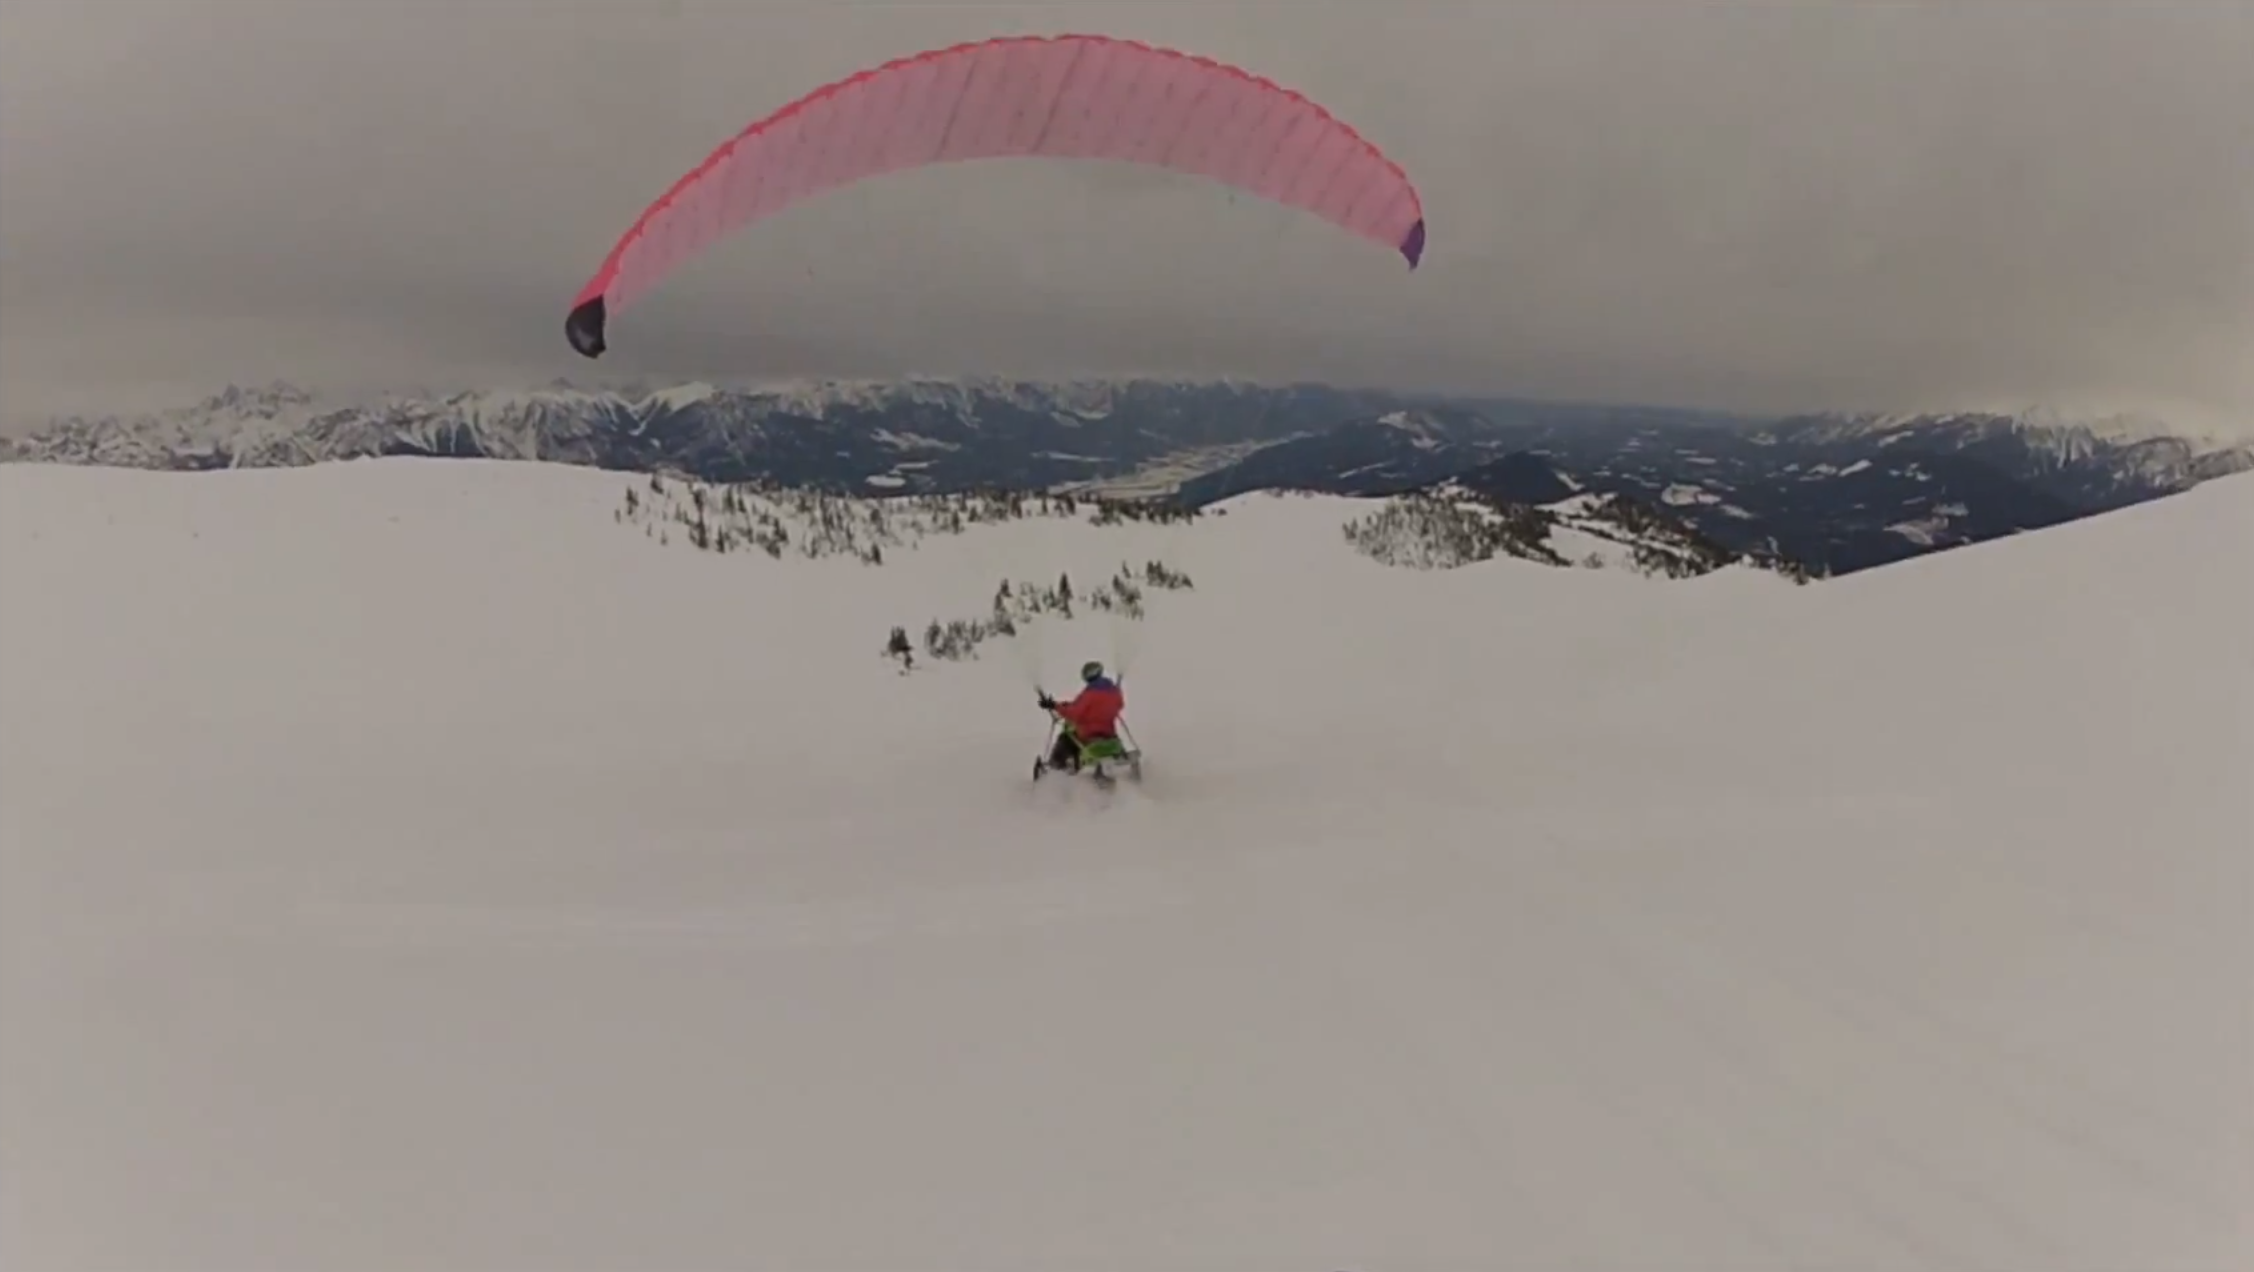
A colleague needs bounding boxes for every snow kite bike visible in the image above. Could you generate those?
[1032,700,1144,789]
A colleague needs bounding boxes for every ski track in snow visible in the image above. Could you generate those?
[2,459,2249,1271]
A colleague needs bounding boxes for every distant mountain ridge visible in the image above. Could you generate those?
[5,378,2245,576]
[1168,405,2245,575]
[0,379,1410,490]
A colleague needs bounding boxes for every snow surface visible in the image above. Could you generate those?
[3,461,2250,1270]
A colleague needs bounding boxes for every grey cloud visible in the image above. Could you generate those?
[2,1,2249,433]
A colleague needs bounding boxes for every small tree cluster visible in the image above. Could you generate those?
[922,617,986,661]
[619,475,1199,567]
[1341,489,1815,582]
[890,560,1197,666]
[1589,497,1741,578]
[1140,560,1194,590]
[1088,497,1199,526]
[1342,495,1567,569]
[883,625,916,671]
[1579,497,1807,581]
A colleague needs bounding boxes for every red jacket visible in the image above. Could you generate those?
[1054,677,1124,737]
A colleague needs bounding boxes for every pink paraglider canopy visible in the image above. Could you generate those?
[566,33,1425,357]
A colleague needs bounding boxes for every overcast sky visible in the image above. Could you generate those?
[2,1,2249,433]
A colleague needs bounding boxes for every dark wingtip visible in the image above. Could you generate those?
[1399,218,1426,270]
[566,296,608,359]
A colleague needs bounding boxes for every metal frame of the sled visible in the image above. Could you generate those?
[1031,696,1144,787]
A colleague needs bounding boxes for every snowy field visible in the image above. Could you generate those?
[2,458,2248,1270]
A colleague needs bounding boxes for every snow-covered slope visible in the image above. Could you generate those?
[2,461,2247,1270]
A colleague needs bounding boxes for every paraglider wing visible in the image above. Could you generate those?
[565,33,1425,357]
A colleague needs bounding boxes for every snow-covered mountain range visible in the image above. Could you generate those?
[0,379,1404,487]
[5,378,2245,576]
[1170,405,2252,575]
